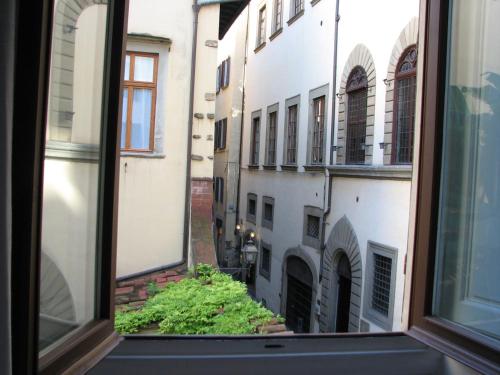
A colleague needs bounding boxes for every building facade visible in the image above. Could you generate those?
[218,0,419,333]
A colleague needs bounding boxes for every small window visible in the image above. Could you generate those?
[346,66,368,164]
[290,0,304,18]
[363,241,397,331]
[392,46,417,164]
[247,193,257,224]
[121,52,158,152]
[302,206,322,249]
[262,196,274,230]
[214,177,224,203]
[250,112,261,165]
[214,118,227,150]
[257,6,266,47]
[272,0,283,33]
[259,243,272,280]
[266,105,278,165]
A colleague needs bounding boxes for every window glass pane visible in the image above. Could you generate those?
[40,2,108,353]
[131,88,152,150]
[434,0,500,342]
[133,55,155,82]
[121,89,128,148]
[124,54,130,81]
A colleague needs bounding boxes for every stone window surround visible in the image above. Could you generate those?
[249,110,262,166]
[302,205,323,250]
[363,241,398,331]
[264,103,279,167]
[336,44,376,165]
[261,196,274,230]
[383,18,419,165]
[246,193,257,224]
[259,241,272,281]
[306,84,329,166]
[282,94,301,167]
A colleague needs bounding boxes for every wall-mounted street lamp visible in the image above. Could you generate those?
[241,238,258,265]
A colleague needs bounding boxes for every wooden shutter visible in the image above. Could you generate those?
[221,119,227,149]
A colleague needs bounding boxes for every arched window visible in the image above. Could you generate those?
[346,66,368,164]
[393,46,417,164]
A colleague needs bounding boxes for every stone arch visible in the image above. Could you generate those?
[280,247,319,333]
[320,216,362,332]
[383,17,419,164]
[49,0,108,138]
[336,44,376,165]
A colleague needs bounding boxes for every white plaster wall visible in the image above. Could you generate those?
[117,0,194,277]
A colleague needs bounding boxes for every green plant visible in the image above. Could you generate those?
[146,281,160,296]
[115,264,283,335]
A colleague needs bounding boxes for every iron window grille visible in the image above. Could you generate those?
[346,66,368,164]
[251,117,260,165]
[372,253,392,316]
[292,0,304,17]
[286,105,298,164]
[311,96,325,164]
[266,111,277,165]
[306,215,320,239]
[393,46,417,164]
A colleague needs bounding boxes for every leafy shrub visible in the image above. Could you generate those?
[115,264,282,335]
[146,281,160,296]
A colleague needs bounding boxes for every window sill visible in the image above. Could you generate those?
[303,164,326,172]
[280,164,298,172]
[120,151,166,159]
[247,164,260,170]
[259,269,271,281]
[262,164,277,170]
[310,0,321,6]
[287,9,304,26]
[269,28,283,41]
[254,42,266,54]
[328,165,413,180]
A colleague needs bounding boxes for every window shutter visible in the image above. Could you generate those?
[216,66,220,93]
[222,119,227,149]
[224,58,230,87]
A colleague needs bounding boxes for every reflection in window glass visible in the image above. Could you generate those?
[134,56,155,82]
[121,89,128,149]
[124,54,130,80]
[131,89,152,150]
[39,2,108,353]
[434,0,500,343]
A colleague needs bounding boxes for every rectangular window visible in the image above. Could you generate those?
[364,242,397,331]
[306,215,320,238]
[247,193,257,224]
[257,6,266,47]
[121,51,158,152]
[250,115,261,165]
[214,119,227,150]
[262,196,274,230]
[266,108,278,165]
[291,0,304,18]
[346,88,368,164]
[223,58,230,88]
[214,177,224,203]
[259,243,272,280]
[433,0,500,343]
[273,0,283,33]
[311,96,325,164]
[287,105,298,164]
[302,206,322,249]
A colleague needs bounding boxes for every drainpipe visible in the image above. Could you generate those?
[182,0,200,265]
[319,0,340,282]
[234,6,250,239]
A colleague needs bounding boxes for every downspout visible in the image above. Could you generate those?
[234,6,250,236]
[319,0,340,282]
[182,0,200,265]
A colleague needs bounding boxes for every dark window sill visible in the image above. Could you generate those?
[310,0,321,6]
[287,9,304,26]
[263,164,277,170]
[328,165,413,180]
[254,42,266,54]
[248,164,260,170]
[269,28,282,41]
[280,164,298,172]
[303,164,325,172]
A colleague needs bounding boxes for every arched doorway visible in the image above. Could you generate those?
[335,253,352,332]
[285,256,313,333]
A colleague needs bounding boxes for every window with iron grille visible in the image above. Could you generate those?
[393,46,417,164]
[266,111,277,165]
[250,116,260,165]
[346,67,368,164]
[247,193,257,224]
[363,241,398,331]
[287,105,298,164]
[302,206,322,249]
[262,196,274,230]
[259,243,272,280]
[214,119,227,150]
[306,215,320,238]
[273,0,283,33]
[257,6,266,47]
[311,96,325,164]
[291,0,304,18]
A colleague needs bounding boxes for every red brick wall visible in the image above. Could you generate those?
[191,178,217,266]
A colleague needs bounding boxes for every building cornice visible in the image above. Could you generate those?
[327,164,413,180]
